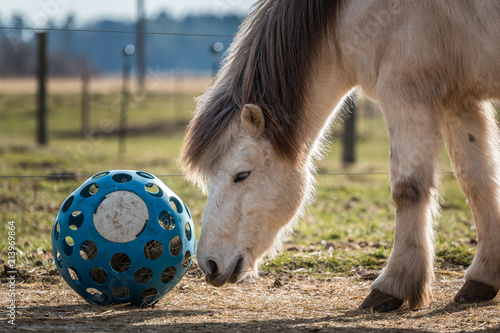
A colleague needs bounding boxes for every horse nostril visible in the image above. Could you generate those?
[208,259,219,278]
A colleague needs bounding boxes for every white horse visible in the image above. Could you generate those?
[181,0,500,311]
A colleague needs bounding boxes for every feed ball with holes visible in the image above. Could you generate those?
[51,170,195,306]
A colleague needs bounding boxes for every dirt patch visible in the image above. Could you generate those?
[2,268,499,332]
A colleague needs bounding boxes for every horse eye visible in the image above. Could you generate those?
[234,171,251,183]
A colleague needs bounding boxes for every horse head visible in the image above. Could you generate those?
[195,104,311,286]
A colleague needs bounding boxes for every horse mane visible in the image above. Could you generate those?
[181,0,342,187]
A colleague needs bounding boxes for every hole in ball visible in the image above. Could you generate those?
[81,183,99,198]
[134,267,153,284]
[92,171,109,179]
[80,240,98,260]
[185,222,192,241]
[56,251,63,268]
[69,211,84,230]
[182,250,192,269]
[89,267,108,284]
[112,287,131,300]
[65,236,74,245]
[144,240,163,260]
[139,288,159,304]
[53,221,60,241]
[145,183,163,197]
[68,267,81,283]
[110,253,131,273]
[136,171,155,179]
[170,197,183,213]
[158,210,175,231]
[89,184,99,195]
[62,196,74,213]
[86,288,104,302]
[112,173,132,183]
[169,236,182,257]
[161,266,176,283]
[62,236,74,256]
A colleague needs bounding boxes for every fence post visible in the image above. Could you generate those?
[119,45,135,157]
[36,32,48,146]
[136,0,146,91]
[342,100,356,165]
[81,61,91,137]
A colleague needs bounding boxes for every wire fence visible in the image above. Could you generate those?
[0,26,235,38]
[0,24,459,181]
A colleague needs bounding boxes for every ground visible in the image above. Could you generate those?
[1,258,500,332]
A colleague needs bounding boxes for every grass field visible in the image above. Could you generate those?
[2,77,496,332]
[0,77,478,276]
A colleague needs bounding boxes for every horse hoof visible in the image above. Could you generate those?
[454,280,498,304]
[359,289,403,312]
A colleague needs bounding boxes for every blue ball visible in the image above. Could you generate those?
[51,170,195,306]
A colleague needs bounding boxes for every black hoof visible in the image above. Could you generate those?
[454,280,498,304]
[359,288,404,312]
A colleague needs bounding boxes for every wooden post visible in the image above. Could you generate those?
[37,32,48,146]
[342,100,356,165]
[119,45,135,157]
[136,0,146,92]
[81,62,91,137]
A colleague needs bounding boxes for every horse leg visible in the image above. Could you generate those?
[360,103,441,311]
[440,101,500,303]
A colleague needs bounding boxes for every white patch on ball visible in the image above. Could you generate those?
[93,191,149,243]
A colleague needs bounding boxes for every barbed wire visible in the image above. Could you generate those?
[0,26,235,38]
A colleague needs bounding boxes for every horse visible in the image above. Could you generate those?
[181,0,500,311]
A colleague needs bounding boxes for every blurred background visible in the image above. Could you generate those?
[1,0,253,75]
[0,0,264,172]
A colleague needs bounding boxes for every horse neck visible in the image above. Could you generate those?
[302,53,355,159]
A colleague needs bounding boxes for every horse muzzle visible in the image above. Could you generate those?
[199,255,245,287]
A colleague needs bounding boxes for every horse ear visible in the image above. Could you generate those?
[241,104,265,137]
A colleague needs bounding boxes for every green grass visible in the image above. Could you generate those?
[0,91,477,276]
[262,246,392,277]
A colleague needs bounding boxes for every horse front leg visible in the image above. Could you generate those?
[360,104,441,311]
[441,101,500,303]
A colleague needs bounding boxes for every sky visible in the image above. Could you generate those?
[1,0,256,26]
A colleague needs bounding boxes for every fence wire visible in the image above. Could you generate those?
[0,25,458,181]
[0,26,234,38]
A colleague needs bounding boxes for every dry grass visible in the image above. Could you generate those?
[183,251,192,270]
[143,240,163,261]
[80,240,98,261]
[0,76,212,95]
[162,267,177,283]
[110,253,132,273]
[170,237,183,257]
[88,267,108,285]
[2,267,500,332]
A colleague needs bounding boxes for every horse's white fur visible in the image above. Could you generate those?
[340,1,500,308]
[197,104,315,286]
[190,0,500,308]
